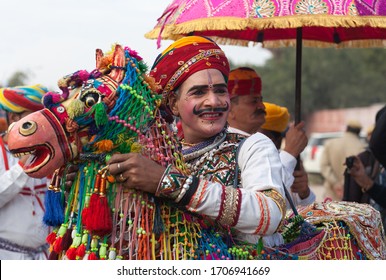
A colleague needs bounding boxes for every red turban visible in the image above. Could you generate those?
[149,36,230,97]
[228,67,262,99]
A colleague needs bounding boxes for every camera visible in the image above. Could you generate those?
[345,156,355,169]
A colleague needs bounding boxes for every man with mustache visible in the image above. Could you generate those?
[227,68,312,207]
[107,36,287,248]
[227,67,267,136]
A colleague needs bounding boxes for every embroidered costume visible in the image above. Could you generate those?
[159,130,287,247]
[7,39,386,260]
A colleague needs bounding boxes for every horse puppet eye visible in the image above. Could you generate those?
[20,121,38,136]
[81,91,101,108]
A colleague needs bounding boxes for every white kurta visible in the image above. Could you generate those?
[0,140,50,260]
[227,126,316,208]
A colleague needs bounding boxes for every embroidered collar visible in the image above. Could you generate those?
[182,130,227,161]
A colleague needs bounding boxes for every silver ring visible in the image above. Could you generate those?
[117,163,121,171]
[119,173,126,182]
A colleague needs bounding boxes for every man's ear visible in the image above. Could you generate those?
[168,94,179,116]
[228,103,236,120]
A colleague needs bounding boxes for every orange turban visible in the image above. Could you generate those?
[228,67,262,99]
[261,102,290,133]
[149,36,230,97]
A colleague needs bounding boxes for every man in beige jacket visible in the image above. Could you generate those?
[320,121,366,201]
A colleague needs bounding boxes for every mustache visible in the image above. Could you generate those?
[193,102,229,115]
[255,108,266,115]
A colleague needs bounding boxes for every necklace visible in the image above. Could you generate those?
[182,131,226,161]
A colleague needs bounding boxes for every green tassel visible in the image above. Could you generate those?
[256,237,264,255]
[138,60,148,73]
[92,103,108,127]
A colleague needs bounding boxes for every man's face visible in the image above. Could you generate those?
[170,69,230,144]
[228,93,266,134]
[7,110,32,125]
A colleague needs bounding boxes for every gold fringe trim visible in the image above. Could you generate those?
[261,39,386,49]
[145,15,386,48]
[198,36,386,49]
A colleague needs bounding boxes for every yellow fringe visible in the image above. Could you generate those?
[145,15,386,48]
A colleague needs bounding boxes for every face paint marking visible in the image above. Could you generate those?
[207,70,213,89]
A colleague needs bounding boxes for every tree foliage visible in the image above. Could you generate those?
[231,47,386,120]
[5,71,29,87]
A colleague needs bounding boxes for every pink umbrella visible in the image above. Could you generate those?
[145,0,386,123]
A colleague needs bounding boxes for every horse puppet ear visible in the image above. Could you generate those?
[95,49,104,70]
[108,44,126,83]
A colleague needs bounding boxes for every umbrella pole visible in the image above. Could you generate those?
[295,27,302,125]
[293,28,302,209]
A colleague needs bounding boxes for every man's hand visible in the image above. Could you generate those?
[349,156,374,192]
[107,153,166,194]
[284,121,308,158]
[290,162,311,199]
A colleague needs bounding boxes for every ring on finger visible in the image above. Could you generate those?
[117,163,121,171]
[119,173,126,182]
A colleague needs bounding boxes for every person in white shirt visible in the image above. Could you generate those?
[226,67,314,208]
[260,102,315,207]
[0,84,50,259]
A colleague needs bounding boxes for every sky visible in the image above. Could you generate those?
[0,0,272,90]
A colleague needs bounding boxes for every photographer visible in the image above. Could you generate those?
[347,155,386,209]
[370,105,386,167]
[344,106,386,231]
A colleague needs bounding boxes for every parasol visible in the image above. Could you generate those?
[145,0,386,124]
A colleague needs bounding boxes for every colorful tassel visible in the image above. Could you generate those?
[88,251,98,260]
[61,228,73,252]
[83,172,101,229]
[66,233,82,260]
[48,250,59,260]
[86,167,112,236]
[43,170,64,227]
[92,102,108,127]
[52,223,68,254]
[53,236,63,254]
[76,243,86,259]
[66,247,77,260]
[46,231,57,245]
[67,99,85,119]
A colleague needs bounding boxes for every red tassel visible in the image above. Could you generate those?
[53,236,63,254]
[81,206,90,228]
[88,251,98,260]
[93,196,112,236]
[84,173,101,231]
[83,193,99,228]
[76,244,86,259]
[66,247,77,260]
[87,170,112,236]
[46,232,57,245]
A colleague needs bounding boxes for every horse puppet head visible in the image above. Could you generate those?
[8,44,180,178]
